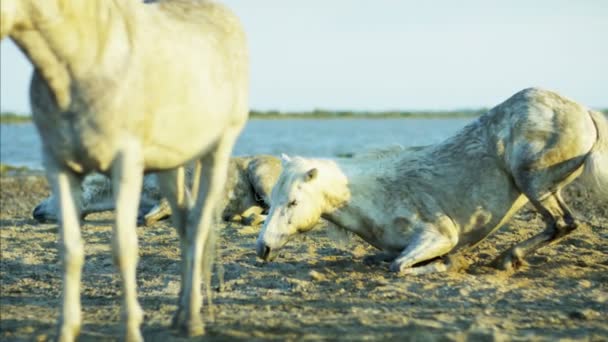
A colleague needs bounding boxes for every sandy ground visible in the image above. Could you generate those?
[1,173,607,341]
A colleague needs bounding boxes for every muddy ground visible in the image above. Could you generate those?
[1,173,606,341]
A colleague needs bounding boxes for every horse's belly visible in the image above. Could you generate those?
[455,194,528,249]
[33,116,118,173]
[142,123,226,170]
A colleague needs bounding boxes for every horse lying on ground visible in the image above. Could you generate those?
[1,0,248,339]
[33,155,282,226]
[257,88,608,274]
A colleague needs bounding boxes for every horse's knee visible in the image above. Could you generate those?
[112,250,138,270]
[111,237,138,269]
[62,244,85,271]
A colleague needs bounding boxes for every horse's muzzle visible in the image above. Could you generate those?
[32,205,51,223]
[256,241,272,261]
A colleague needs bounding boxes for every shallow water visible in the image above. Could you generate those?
[0,118,472,170]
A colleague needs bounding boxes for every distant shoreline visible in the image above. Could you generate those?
[248,110,485,120]
[3,109,606,124]
[1,110,485,123]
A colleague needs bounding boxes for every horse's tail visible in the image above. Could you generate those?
[581,110,608,197]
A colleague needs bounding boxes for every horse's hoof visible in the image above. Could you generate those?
[172,310,205,337]
[176,318,205,337]
[492,248,525,271]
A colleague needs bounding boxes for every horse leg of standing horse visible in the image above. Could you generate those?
[111,141,144,342]
[175,127,241,336]
[389,220,458,274]
[493,191,578,271]
[156,167,193,330]
[47,161,85,342]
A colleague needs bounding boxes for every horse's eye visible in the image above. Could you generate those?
[288,200,297,208]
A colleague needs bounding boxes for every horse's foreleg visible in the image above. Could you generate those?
[398,253,469,275]
[390,220,458,274]
[240,205,266,226]
[176,127,241,336]
[140,199,172,226]
[493,191,577,271]
[47,162,84,342]
[111,141,144,342]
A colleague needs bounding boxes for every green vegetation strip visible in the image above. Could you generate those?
[0,163,31,175]
[3,109,606,123]
[0,112,32,124]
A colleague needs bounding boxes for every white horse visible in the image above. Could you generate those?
[33,155,282,226]
[1,0,248,340]
[257,88,608,274]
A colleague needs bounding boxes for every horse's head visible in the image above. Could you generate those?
[256,154,347,261]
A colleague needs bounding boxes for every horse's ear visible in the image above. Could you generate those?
[281,153,291,164]
[305,168,318,182]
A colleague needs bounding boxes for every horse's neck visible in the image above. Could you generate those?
[11,1,137,110]
[320,159,385,237]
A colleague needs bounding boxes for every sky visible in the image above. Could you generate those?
[1,0,607,113]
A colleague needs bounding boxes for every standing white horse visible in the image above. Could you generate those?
[1,0,248,340]
[257,88,607,274]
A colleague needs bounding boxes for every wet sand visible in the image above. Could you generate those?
[1,174,606,341]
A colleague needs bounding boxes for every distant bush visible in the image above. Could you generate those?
[0,112,31,124]
[0,163,30,175]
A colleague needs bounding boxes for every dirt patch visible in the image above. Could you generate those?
[1,174,607,341]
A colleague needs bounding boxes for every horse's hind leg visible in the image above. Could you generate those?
[493,190,578,271]
[111,141,145,342]
[240,205,266,226]
[47,162,85,342]
[156,166,192,330]
[175,126,243,336]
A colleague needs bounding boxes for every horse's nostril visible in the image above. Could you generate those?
[262,245,271,260]
[32,206,45,222]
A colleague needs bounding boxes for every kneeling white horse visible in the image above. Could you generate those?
[257,88,607,274]
[1,0,248,340]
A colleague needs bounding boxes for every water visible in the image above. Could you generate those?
[0,118,473,170]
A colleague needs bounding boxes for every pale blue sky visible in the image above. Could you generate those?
[1,0,606,113]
